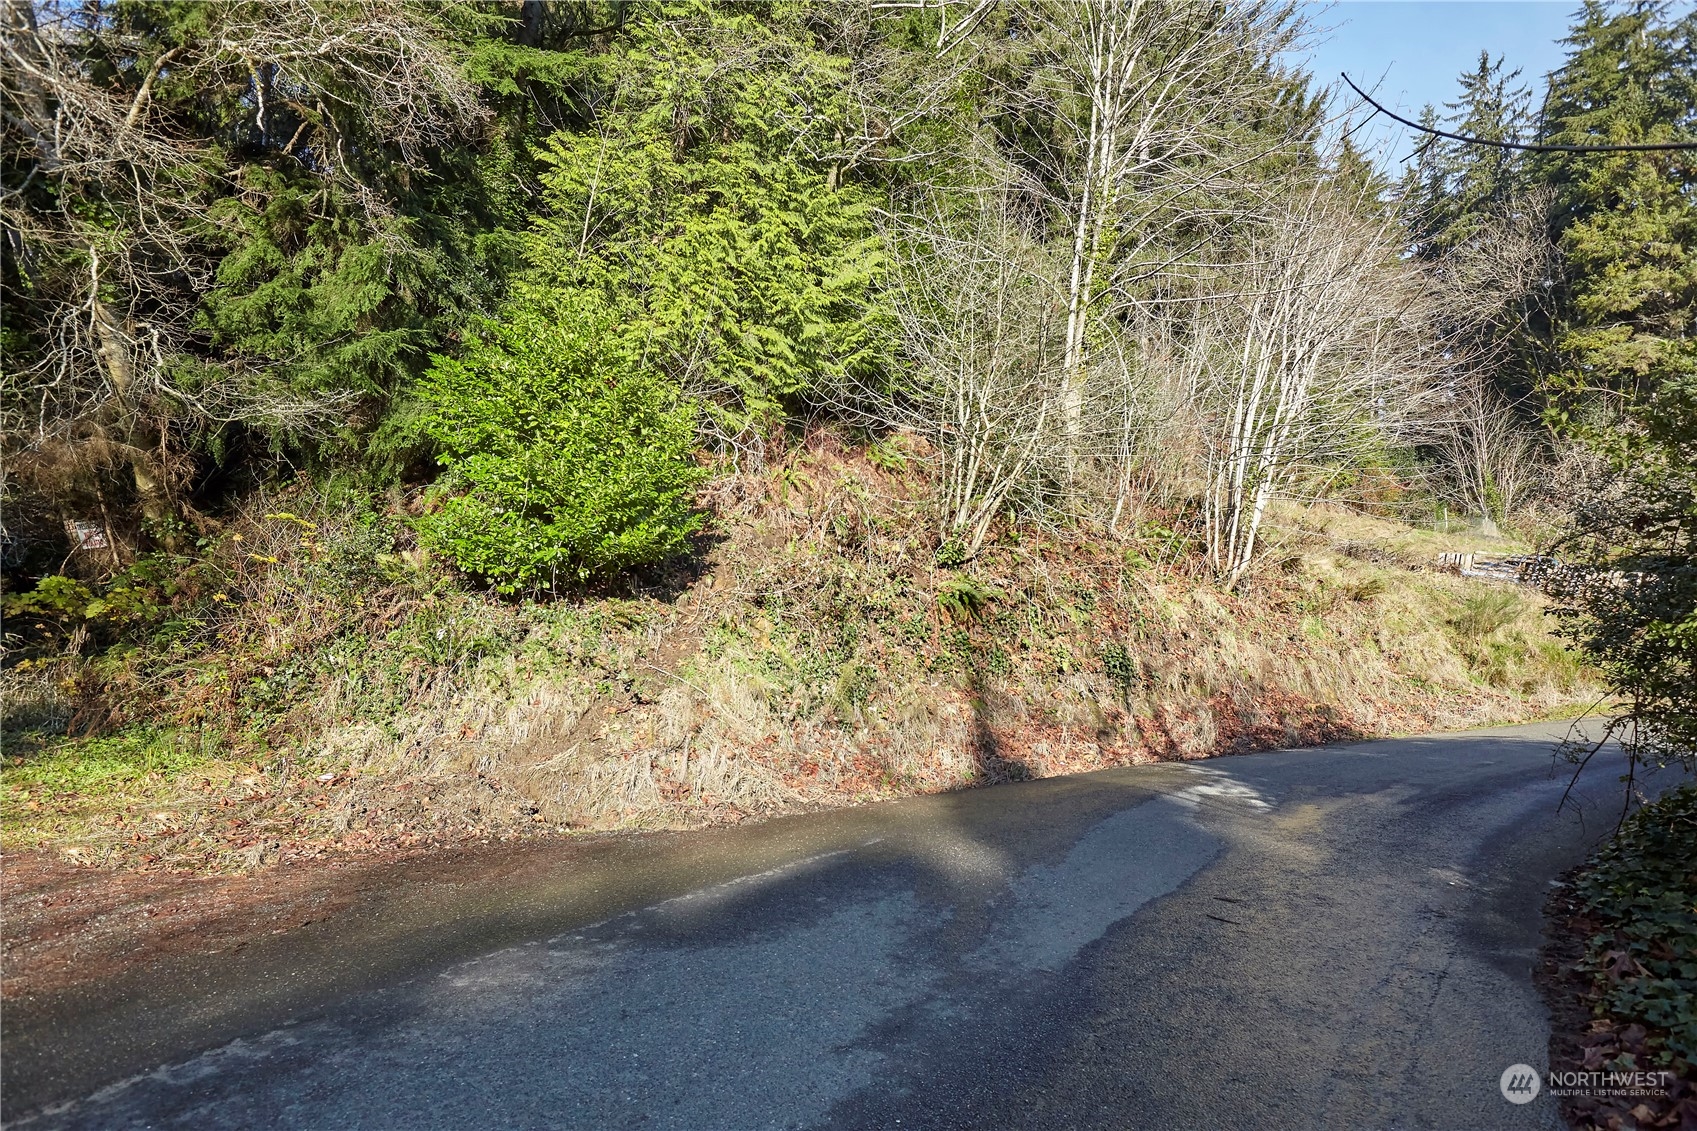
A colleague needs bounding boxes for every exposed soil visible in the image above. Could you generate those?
[1536,869,1697,1131]
[0,724,1257,1007]
[0,835,617,1004]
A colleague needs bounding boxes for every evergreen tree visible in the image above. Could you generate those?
[1394,105,1452,257]
[0,0,540,554]
[1329,134,1393,208]
[1535,1,1697,773]
[1440,52,1534,247]
[1395,54,1533,259]
[1536,0,1697,412]
[517,3,892,442]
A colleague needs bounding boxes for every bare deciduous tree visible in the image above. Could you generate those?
[1014,0,1307,449]
[1185,187,1442,587]
[1437,375,1545,530]
[845,182,1069,557]
[800,2,989,188]
[1428,189,1560,531]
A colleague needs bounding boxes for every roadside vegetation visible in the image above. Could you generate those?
[1543,784,1697,1131]
[3,461,1591,870]
[2,0,1690,879]
[1574,785,1697,1079]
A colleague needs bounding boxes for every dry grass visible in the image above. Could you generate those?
[2,438,1597,873]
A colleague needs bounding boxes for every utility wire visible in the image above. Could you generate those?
[1341,73,1697,153]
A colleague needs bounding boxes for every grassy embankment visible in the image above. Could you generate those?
[2,439,1595,873]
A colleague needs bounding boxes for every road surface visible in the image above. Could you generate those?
[5,720,1671,1129]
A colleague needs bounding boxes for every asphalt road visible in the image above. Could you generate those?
[6,721,1675,1129]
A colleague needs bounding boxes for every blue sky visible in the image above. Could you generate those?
[1293,1,1579,170]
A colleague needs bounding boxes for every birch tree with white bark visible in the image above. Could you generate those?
[1015,0,1306,451]
[1187,186,1442,587]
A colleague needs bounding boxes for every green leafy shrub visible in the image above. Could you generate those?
[866,437,910,474]
[1101,642,1138,690]
[413,291,707,592]
[3,556,207,640]
[1574,784,1697,1073]
[3,575,96,620]
[934,538,968,569]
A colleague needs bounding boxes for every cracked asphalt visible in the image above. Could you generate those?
[6,720,1677,1129]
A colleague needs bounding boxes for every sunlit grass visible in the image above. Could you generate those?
[1,728,232,849]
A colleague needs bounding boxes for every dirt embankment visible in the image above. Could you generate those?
[3,446,1593,988]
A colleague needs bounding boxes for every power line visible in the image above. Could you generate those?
[1341,73,1697,153]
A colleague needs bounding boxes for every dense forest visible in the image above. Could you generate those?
[1,0,1693,828]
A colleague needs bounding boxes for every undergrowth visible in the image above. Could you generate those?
[1571,784,1697,1075]
[1,435,1598,872]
